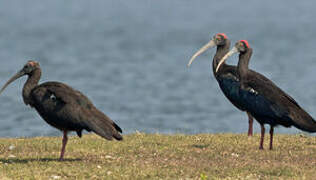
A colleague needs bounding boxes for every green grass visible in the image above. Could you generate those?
[0,133,315,179]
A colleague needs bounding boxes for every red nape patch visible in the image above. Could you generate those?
[217,33,227,39]
[28,61,37,67]
[240,40,250,48]
[28,61,35,66]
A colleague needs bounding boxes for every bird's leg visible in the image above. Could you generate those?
[59,131,68,161]
[269,126,274,150]
[259,124,265,150]
[247,112,253,136]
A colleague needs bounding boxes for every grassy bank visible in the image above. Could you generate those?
[0,133,315,179]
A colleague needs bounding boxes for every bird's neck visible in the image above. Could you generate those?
[213,40,230,75]
[237,48,253,86]
[23,68,41,105]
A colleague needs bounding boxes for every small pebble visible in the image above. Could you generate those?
[8,154,16,158]
[105,155,113,159]
[8,145,15,151]
[231,153,239,158]
[51,175,61,179]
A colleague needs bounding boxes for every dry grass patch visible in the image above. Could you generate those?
[0,133,315,179]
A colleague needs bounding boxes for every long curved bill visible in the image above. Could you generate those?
[0,70,25,95]
[187,39,216,67]
[215,46,238,73]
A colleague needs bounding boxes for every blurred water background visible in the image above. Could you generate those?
[0,0,316,137]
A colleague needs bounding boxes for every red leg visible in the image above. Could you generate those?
[247,112,253,136]
[59,131,68,161]
[259,124,265,150]
[269,126,274,150]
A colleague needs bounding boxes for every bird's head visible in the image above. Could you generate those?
[0,60,40,95]
[213,33,228,46]
[234,40,250,53]
[187,33,228,67]
[215,40,250,73]
[22,60,40,75]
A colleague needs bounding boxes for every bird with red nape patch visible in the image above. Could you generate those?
[0,60,123,160]
[217,40,316,150]
[187,33,255,137]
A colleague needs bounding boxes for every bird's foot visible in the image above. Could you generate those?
[259,146,264,150]
[58,156,64,161]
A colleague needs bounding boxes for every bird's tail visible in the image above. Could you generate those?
[112,122,123,140]
[84,110,123,141]
[290,108,316,133]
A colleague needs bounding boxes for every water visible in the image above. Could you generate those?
[0,0,316,137]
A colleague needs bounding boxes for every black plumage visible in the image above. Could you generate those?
[217,40,316,149]
[0,61,123,160]
[188,33,254,136]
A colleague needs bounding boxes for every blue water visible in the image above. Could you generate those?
[1,0,316,137]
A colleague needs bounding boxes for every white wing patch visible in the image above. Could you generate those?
[248,87,258,95]
[50,93,57,101]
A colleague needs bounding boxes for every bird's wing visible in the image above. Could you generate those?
[31,82,122,140]
[248,70,300,107]
[242,71,300,122]
[245,72,316,132]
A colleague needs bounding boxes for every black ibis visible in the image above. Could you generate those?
[187,33,254,136]
[217,40,316,149]
[0,61,123,160]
